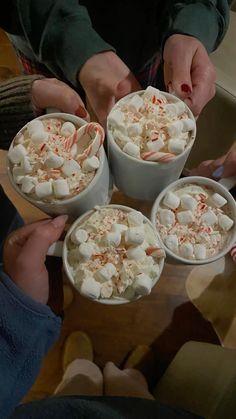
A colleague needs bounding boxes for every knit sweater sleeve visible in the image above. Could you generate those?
[0,269,61,419]
[163,0,232,53]
[0,75,44,150]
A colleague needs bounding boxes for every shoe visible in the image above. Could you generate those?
[63,331,93,371]
[124,345,151,369]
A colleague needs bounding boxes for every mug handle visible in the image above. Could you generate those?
[47,240,64,257]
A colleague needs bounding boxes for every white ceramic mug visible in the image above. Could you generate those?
[48,204,165,305]
[150,176,236,265]
[107,90,196,200]
[7,113,112,219]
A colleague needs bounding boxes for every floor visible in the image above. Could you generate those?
[0,29,220,401]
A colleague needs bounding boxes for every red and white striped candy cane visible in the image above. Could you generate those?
[141,151,175,162]
[230,243,236,262]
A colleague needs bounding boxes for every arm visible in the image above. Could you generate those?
[14,0,115,87]
[0,271,61,419]
[165,0,232,53]
[0,216,67,418]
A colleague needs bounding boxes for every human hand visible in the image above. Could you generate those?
[190,151,236,179]
[163,35,216,117]
[79,51,141,127]
[3,215,67,306]
[31,78,90,121]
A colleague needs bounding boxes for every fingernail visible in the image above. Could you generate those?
[51,215,68,228]
[75,105,87,118]
[181,84,192,94]
[167,82,173,93]
[212,165,224,179]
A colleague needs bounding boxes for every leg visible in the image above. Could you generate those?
[103,362,154,400]
[54,331,103,396]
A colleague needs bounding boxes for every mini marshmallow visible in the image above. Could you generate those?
[127,210,144,226]
[167,120,183,137]
[82,156,100,172]
[181,194,198,211]
[147,138,165,152]
[194,244,206,260]
[128,94,143,112]
[112,223,128,234]
[27,120,44,136]
[113,130,130,146]
[177,210,194,225]
[127,246,146,261]
[104,231,121,247]
[15,175,24,184]
[21,156,32,174]
[182,118,195,132]
[211,193,227,208]
[143,86,160,99]
[133,273,152,296]
[175,101,186,115]
[100,281,113,298]
[148,264,160,279]
[165,103,178,117]
[8,144,27,164]
[44,151,64,169]
[168,139,186,154]
[60,121,76,137]
[180,242,194,259]
[21,176,35,194]
[78,243,94,260]
[31,131,49,146]
[165,234,179,253]
[127,123,143,137]
[53,179,70,198]
[62,159,81,176]
[201,210,218,226]
[95,263,117,283]
[80,277,101,299]
[163,191,180,209]
[13,166,25,180]
[125,227,145,245]
[218,214,234,231]
[123,142,140,158]
[35,181,52,198]
[108,109,125,129]
[70,143,78,158]
[159,209,175,227]
[71,228,88,245]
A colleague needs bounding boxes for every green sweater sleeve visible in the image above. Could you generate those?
[16,0,115,87]
[165,0,232,53]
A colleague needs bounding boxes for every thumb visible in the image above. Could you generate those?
[164,37,193,98]
[221,151,236,178]
[19,215,67,267]
[116,75,141,100]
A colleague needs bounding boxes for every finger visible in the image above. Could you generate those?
[116,74,141,99]
[189,160,214,177]
[164,35,193,98]
[18,215,68,269]
[222,151,236,178]
[5,218,52,250]
[32,78,89,118]
[185,48,216,116]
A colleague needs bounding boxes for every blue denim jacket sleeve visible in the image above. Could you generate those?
[0,270,61,419]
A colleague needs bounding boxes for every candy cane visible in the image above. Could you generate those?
[141,151,175,162]
[230,243,236,262]
[146,246,166,259]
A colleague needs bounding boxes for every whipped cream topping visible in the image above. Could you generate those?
[67,207,165,300]
[156,184,234,260]
[8,118,102,202]
[108,86,195,162]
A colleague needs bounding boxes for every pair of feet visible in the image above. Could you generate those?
[63,331,150,372]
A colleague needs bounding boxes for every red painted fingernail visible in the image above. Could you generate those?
[181,84,192,93]
[75,105,87,118]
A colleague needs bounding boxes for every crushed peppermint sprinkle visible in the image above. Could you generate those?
[155,183,234,260]
[67,207,165,301]
[108,86,195,162]
[8,118,104,202]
